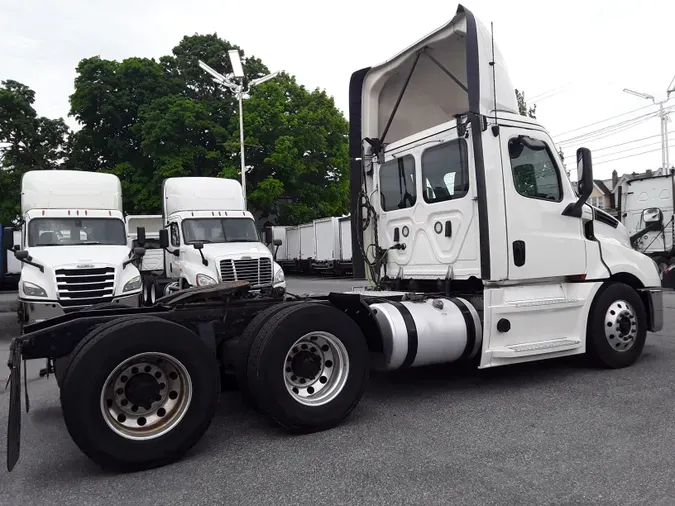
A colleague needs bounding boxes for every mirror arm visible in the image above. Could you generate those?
[17,255,44,273]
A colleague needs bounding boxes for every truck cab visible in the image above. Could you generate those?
[349,4,662,367]
[2,170,145,326]
[157,177,286,297]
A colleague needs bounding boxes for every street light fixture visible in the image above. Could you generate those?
[623,75,675,170]
[198,50,280,209]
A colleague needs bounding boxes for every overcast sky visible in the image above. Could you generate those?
[1,0,673,181]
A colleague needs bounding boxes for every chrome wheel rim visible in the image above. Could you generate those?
[605,300,638,352]
[100,352,192,440]
[283,331,349,407]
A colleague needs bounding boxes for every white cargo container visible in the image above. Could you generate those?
[312,217,340,274]
[338,215,353,275]
[299,222,315,273]
[264,226,288,261]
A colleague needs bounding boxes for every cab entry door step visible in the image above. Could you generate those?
[489,338,582,358]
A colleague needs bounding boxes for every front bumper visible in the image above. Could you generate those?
[639,287,663,333]
[20,291,141,325]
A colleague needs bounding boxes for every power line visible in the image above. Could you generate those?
[556,110,662,145]
[591,133,663,152]
[551,103,657,138]
[593,139,663,159]
[593,142,675,165]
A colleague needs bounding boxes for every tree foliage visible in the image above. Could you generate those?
[515,89,537,119]
[64,34,349,222]
[0,33,349,226]
[0,80,70,224]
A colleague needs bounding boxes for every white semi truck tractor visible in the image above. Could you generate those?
[4,5,664,474]
[149,176,286,301]
[1,170,146,327]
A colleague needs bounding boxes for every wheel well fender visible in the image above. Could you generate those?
[327,293,384,353]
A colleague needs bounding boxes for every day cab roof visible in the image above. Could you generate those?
[21,170,123,215]
[349,4,519,154]
[162,177,245,217]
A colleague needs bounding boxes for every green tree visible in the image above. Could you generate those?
[515,88,536,119]
[66,34,350,223]
[0,80,70,224]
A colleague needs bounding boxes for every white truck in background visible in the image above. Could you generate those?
[148,176,286,301]
[618,172,675,279]
[1,170,146,327]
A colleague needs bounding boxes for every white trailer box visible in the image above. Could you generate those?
[338,215,352,263]
[299,223,316,260]
[286,227,301,261]
[314,217,340,262]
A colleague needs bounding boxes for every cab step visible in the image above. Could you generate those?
[490,338,582,358]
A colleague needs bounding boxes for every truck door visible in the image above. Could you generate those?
[500,128,587,280]
[378,128,480,280]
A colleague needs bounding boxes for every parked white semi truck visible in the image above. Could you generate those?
[2,170,145,327]
[149,176,286,300]
[4,5,663,474]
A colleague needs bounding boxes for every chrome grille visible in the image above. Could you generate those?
[55,267,115,307]
[219,258,272,287]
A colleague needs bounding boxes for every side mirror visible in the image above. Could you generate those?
[159,229,169,249]
[192,242,204,250]
[2,227,14,251]
[643,208,663,224]
[562,147,593,218]
[264,227,274,244]
[133,247,146,257]
[273,238,282,247]
[136,226,146,247]
[15,249,29,260]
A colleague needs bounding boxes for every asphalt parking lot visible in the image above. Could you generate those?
[1,280,675,505]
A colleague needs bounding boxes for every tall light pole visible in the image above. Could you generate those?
[198,51,279,209]
[623,74,675,170]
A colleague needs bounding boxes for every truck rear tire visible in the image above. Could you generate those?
[586,282,647,369]
[60,316,220,472]
[246,303,370,433]
[234,301,307,405]
[54,304,133,388]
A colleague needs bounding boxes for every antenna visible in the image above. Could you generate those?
[489,21,499,129]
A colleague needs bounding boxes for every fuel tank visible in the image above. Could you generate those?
[369,297,482,372]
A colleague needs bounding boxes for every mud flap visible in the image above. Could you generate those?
[6,342,22,472]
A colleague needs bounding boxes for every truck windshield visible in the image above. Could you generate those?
[182,218,260,244]
[27,218,127,247]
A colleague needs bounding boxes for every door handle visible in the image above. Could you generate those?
[445,221,452,237]
[513,240,526,266]
[393,227,400,242]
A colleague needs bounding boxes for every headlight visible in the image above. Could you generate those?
[196,273,217,286]
[22,281,47,298]
[274,264,285,283]
[123,275,142,293]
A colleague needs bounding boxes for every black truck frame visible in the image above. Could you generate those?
[5,280,392,473]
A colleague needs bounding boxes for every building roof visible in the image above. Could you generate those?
[594,179,611,194]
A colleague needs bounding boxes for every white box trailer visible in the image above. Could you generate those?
[279,226,302,272]
[311,217,340,274]
[338,215,353,275]
[299,222,316,274]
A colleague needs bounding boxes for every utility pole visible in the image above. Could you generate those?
[198,52,279,209]
[624,74,675,171]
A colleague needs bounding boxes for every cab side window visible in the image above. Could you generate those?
[379,155,416,212]
[170,222,180,247]
[508,137,562,202]
[422,139,469,203]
